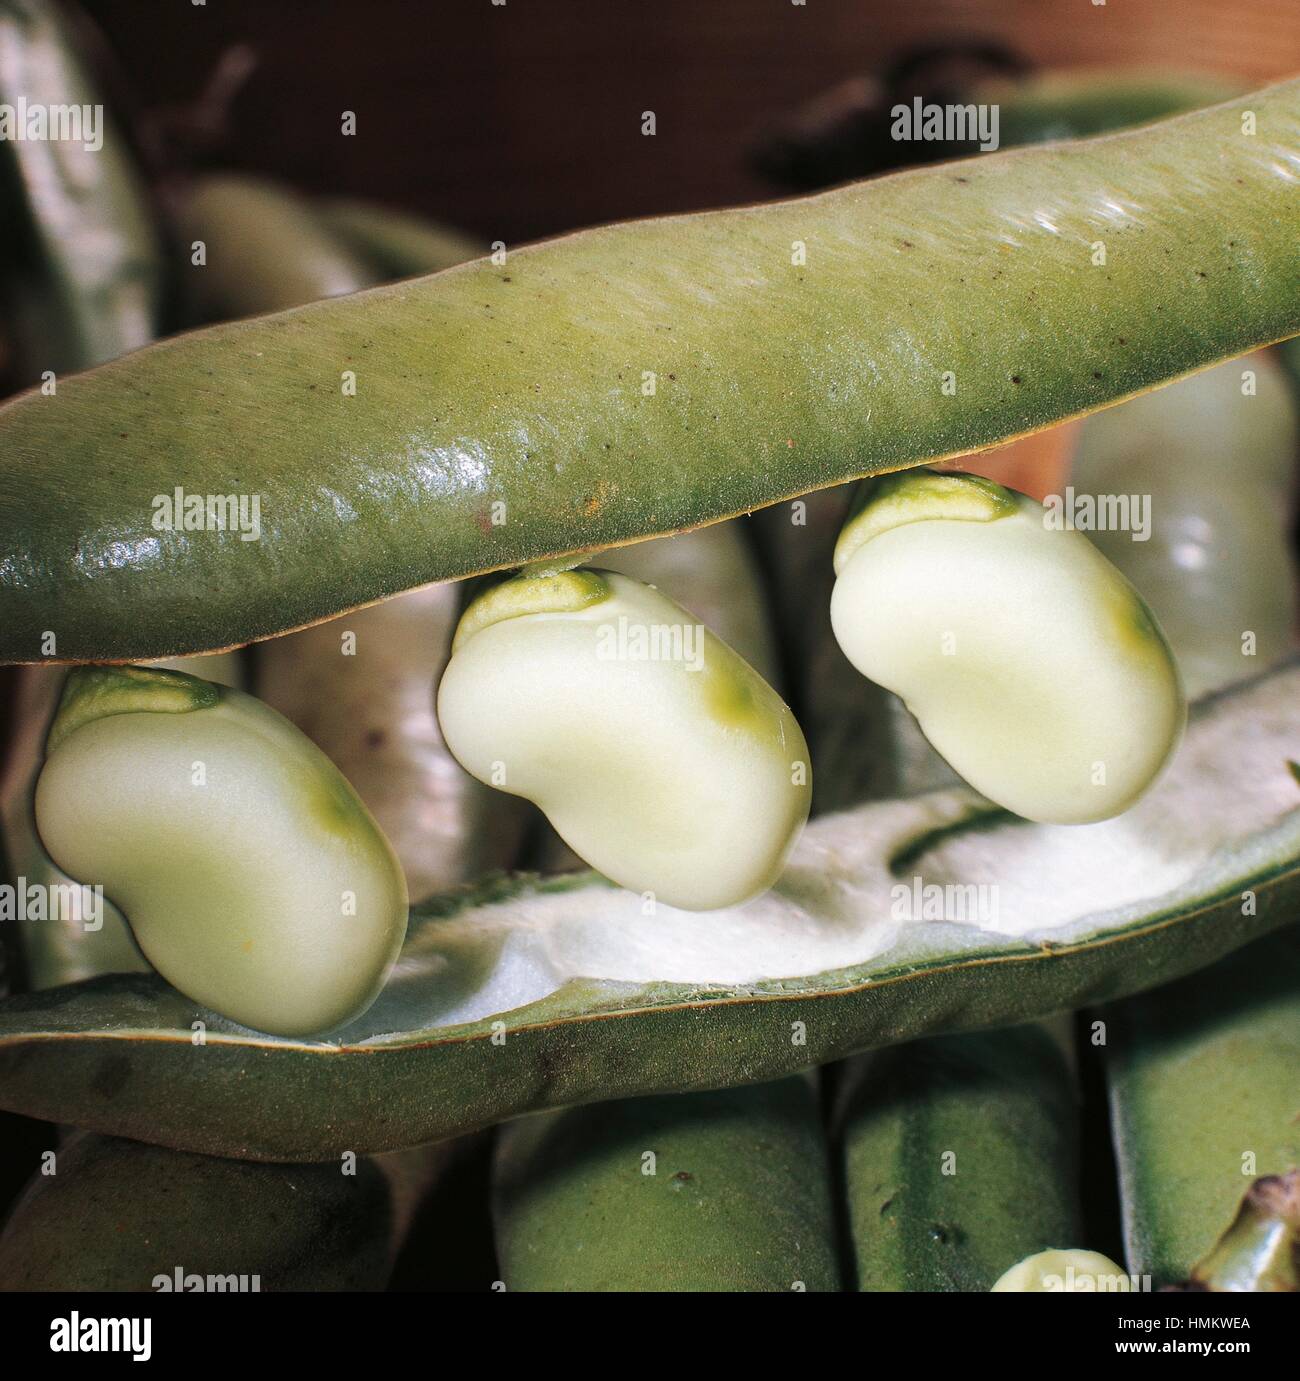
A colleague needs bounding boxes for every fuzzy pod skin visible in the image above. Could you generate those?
[990,1249,1131,1293]
[0,653,244,989]
[0,0,163,378]
[836,1024,1083,1292]
[3,83,1299,664]
[0,1132,393,1291]
[33,665,407,1035]
[178,174,380,322]
[492,1077,839,1292]
[1104,926,1300,1288]
[317,197,482,279]
[1070,353,1298,699]
[830,469,1185,824]
[438,569,810,910]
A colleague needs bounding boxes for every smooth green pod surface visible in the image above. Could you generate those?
[33,666,407,1034]
[0,660,1292,1161]
[493,1078,839,1292]
[1104,925,1300,1288]
[3,82,1299,663]
[0,1131,392,1291]
[838,1024,1082,1291]
[438,570,810,909]
[830,470,1185,823]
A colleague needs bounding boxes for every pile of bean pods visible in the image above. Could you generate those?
[0,1,1297,1292]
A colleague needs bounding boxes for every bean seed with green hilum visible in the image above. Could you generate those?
[33,665,407,1035]
[830,469,1185,823]
[4,82,1299,663]
[438,568,810,910]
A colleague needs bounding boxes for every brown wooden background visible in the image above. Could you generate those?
[83,0,1300,245]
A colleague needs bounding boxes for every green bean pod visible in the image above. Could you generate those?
[493,1078,839,1292]
[0,653,1295,1159]
[0,0,163,376]
[1104,927,1300,1287]
[177,174,380,323]
[0,1131,393,1291]
[317,196,482,279]
[836,1023,1082,1291]
[1070,353,1297,698]
[3,83,1298,663]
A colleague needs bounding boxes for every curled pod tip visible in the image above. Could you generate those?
[830,469,1186,824]
[437,570,811,911]
[34,665,408,1036]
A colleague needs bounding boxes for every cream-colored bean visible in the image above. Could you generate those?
[830,470,1185,824]
[34,666,407,1035]
[991,1249,1132,1292]
[437,570,810,910]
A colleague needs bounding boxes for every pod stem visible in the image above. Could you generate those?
[1178,1172,1299,1292]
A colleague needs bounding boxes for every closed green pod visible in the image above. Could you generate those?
[1104,926,1300,1287]
[492,1078,840,1292]
[837,1023,1082,1291]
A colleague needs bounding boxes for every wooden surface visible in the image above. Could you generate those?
[81,0,1300,244]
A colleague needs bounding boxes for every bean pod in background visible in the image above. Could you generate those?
[316,197,483,279]
[0,1132,393,1291]
[836,1024,1083,1291]
[493,1079,840,1292]
[1070,354,1298,699]
[0,0,163,379]
[1104,927,1300,1288]
[177,173,380,322]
